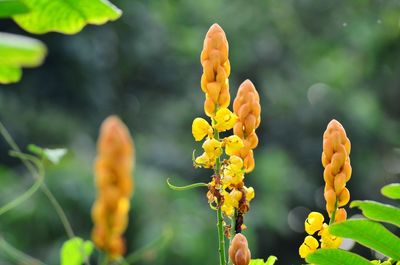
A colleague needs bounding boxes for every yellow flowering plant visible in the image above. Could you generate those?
[168,24,261,265]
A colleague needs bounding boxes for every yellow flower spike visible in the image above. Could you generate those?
[203,138,222,158]
[214,108,238,132]
[319,223,342,249]
[201,23,231,117]
[224,135,244,156]
[192,117,213,141]
[305,212,324,235]
[92,115,134,259]
[322,119,351,215]
[233,80,261,173]
[299,236,319,258]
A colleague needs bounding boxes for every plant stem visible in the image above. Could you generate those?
[329,199,338,225]
[0,121,91,265]
[213,129,226,265]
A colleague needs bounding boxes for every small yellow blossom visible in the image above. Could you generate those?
[195,152,214,168]
[213,108,237,132]
[299,236,319,258]
[222,156,244,188]
[244,186,255,202]
[224,135,244,156]
[305,212,324,235]
[319,223,342,249]
[192,117,213,141]
[203,138,222,158]
[221,189,242,217]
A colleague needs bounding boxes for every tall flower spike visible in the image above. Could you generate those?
[233,80,261,173]
[200,23,231,117]
[92,116,134,258]
[322,119,351,219]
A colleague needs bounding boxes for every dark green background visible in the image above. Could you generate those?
[1,1,400,264]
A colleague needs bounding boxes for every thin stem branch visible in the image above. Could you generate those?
[329,199,338,225]
[0,121,90,265]
[0,236,47,265]
[213,129,226,265]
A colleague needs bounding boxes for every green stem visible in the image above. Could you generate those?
[0,152,44,216]
[0,236,47,265]
[166,178,208,191]
[329,199,338,225]
[0,121,90,265]
[213,129,226,265]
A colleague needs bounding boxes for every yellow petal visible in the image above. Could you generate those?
[225,135,244,155]
[213,108,237,132]
[305,212,324,235]
[192,118,212,141]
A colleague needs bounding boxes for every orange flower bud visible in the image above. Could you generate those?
[335,208,347,223]
[201,23,231,117]
[229,233,251,265]
[92,116,134,258]
[322,119,351,216]
[233,80,261,173]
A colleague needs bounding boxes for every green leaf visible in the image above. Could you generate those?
[60,237,93,265]
[249,256,278,265]
[330,219,400,260]
[13,0,122,34]
[306,248,371,265]
[0,0,29,17]
[0,32,46,84]
[351,200,400,227]
[381,183,400,200]
[0,66,21,84]
[28,144,67,164]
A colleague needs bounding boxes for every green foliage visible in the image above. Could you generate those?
[0,0,29,17]
[249,256,278,265]
[350,200,400,227]
[60,237,93,265]
[0,32,46,84]
[381,184,400,200]
[306,249,371,265]
[13,0,122,34]
[330,219,400,260]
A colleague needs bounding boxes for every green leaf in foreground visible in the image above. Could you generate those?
[330,219,400,260]
[351,200,400,227]
[249,256,278,265]
[306,248,371,265]
[0,0,29,18]
[13,0,122,34]
[0,32,46,84]
[60,237,93,265]
[381,183,400,200]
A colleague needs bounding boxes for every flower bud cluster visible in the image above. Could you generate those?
[92,116,134,258]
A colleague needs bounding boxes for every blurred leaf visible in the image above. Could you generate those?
[306,249,371,265]
[351,200,400,227]
[330,219,400,260]
[249,256,278,265]
[13,0,122,34]
[28,144,67,164]
[0,0,29,17]
[60,237,93,265]
[0,66,21,84]
[0,32,46,84]
[381,183,400,200]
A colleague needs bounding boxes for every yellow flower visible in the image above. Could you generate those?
[192,117,212,141]
[299,236,319,258]
[221,189,242,217]
[203,138,222,158]
[244,186,255,202]
[319,223,342,249]
[224,135,244,156]
[213,108,237,132]
[222,155,244,188]
[305,212,324,235]
[194,152,214,168]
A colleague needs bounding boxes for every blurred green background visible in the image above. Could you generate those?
[1,0,400,264]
